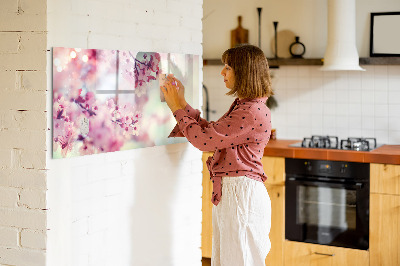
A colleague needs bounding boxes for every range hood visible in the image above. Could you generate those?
[320,0,365,71]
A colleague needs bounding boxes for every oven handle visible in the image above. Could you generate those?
[286,177,364,189]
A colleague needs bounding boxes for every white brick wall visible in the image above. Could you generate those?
[21,229,47,250]
[0,0,48,265]
[46,1,203,266]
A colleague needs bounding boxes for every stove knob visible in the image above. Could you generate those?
[340,164,347,174]
[304,162,312,172]
[306,162,312,171]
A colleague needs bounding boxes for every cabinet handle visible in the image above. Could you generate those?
[313,252,335,256]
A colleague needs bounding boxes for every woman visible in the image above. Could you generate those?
[161,44,273,266]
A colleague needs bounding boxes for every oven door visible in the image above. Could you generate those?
[285,177,369,250]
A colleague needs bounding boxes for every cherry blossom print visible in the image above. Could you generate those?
[52,47,198,158]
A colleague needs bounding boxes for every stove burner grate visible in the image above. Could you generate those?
[340,137,377,151]
[298,136,378,151]
[301,135,339,149]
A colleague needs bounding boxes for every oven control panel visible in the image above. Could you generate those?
[286,158,369,180]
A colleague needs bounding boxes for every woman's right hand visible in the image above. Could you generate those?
[167,75,187,108]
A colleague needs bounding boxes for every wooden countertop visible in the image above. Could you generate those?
[263,139,400,164]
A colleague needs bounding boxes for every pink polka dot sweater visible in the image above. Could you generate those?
[168,97,272,206]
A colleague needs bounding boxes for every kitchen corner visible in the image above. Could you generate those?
[202,0,400,264]
[201,140,400,265]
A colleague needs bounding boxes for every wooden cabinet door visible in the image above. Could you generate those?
[262,156,285,186]
[202,152,213,258]
[370,193,400,266]
[284,241,369,266]
[370,163,400,195]
[264,184,285,266]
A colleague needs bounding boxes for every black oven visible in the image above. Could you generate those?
[285,158,369,250]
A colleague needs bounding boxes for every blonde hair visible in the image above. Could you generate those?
[221,44,273,99]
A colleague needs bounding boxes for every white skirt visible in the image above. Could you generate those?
[211,176,272,266]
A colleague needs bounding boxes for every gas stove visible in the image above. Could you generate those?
[289,135,382,151]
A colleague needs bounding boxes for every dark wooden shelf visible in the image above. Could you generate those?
[359,57,400,65]
[203,58,323,67]
[268,58,323,67]
[203,57,400,67]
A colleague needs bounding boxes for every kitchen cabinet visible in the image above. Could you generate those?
[202,152,213,258]
[370,163,400,266]
[370,163,400,195]
[284,240,369,266]
[201,153,286,266]
[261,156,285,266]
[202,155,400,265]
[264,184,285,266]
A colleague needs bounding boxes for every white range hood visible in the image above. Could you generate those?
[320,0,365,71]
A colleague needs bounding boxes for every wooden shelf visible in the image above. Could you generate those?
[268,58,323,67]
[203,57,400,67]
[359,57,400,65]
[203,58,323,67]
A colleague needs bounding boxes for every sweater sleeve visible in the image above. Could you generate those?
[168,103,211,138]
[172,106,256,152]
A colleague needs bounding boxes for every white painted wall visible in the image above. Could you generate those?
[203,0,400,58]
[0,0,48,265]
[46,0,203,266]
[202,0,400,145]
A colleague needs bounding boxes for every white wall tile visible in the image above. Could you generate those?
[323,115,336,129]
[361,76,374,91]
[374,65,387,77]
[336,115,348,129]
[374,117,389,130]
[204,65,400,145]
[374,90,388,104]
[322,70,335,78]
[310,66,323,77]
[310,77,324,90]
[389,117,400,131]
[348,90,362,103]
[361,90,374,104]
[285,66,298,77]
[374,130,389,144]
[349,128,362,137]
[374,78,388,91]
[298,67,311,78]
[336,128,349,140]
[375,104,389,117]
[323,103,336,116]
[389,104,400,117]
[335,72,349,90]
[286,77,299,89]
[361,104,375,117]
[388,131,400,143]
[348,71,362,90]
[348,103,362,116]
[362,116,375,130]
[336,90,349,103]
[362,129,375,138]
[388,75,400,91]
[298,77,311,89]
[388,91,400,105]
